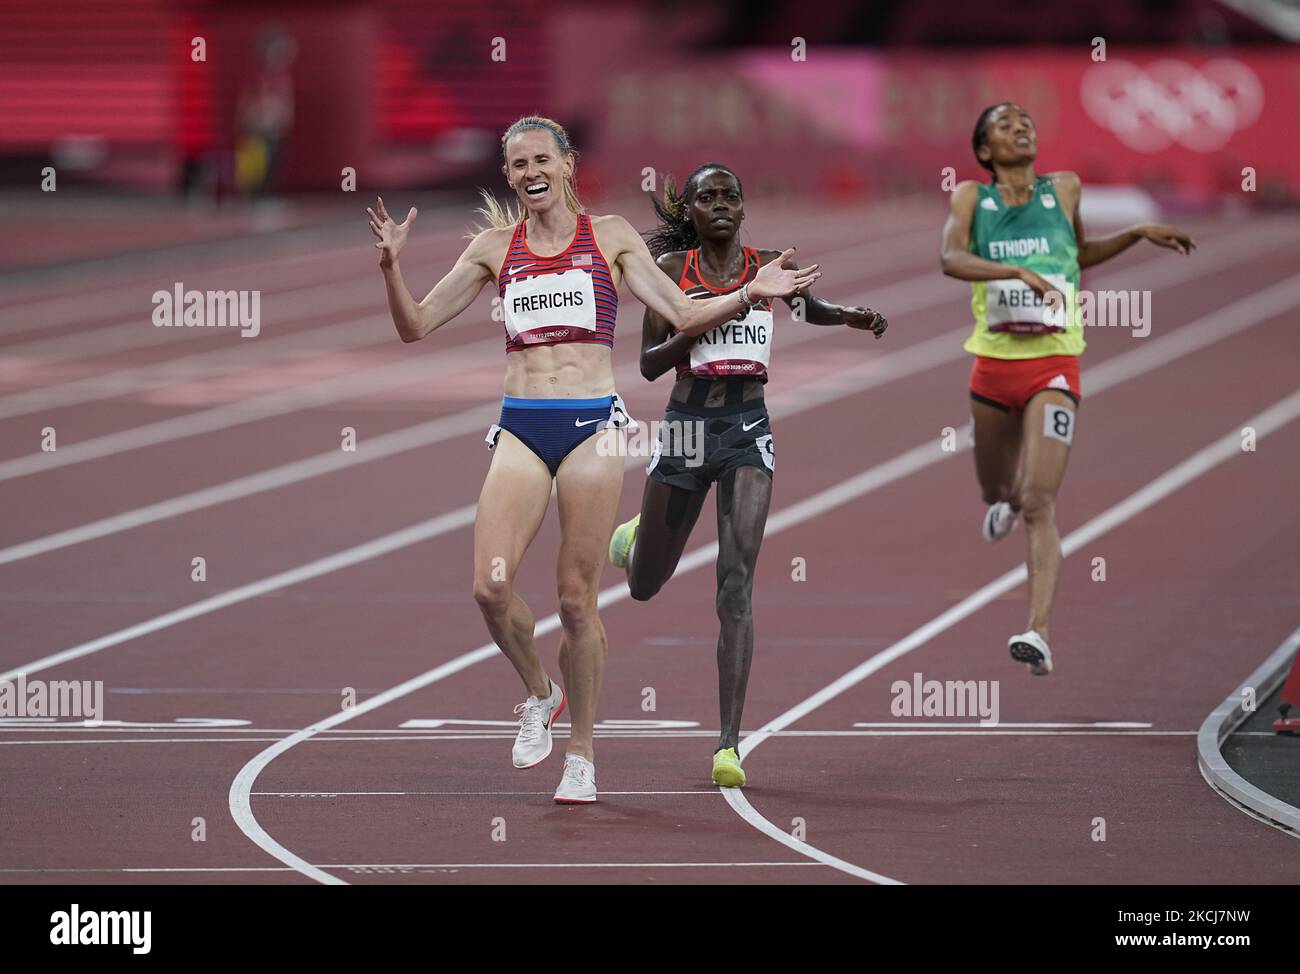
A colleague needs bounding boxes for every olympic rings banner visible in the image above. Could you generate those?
[564,47,1299,204]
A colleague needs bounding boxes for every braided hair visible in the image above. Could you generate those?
[643,163,744,259]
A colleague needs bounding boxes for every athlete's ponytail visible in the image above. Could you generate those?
[472,115,584,235]
[643,163,744,259]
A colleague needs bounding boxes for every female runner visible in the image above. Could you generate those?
[608,164,887,787]
[369,120,818,803]
[940,103,1194,675]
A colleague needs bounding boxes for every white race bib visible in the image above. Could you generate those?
[985,273,1072,333]
[503,269,597,344]
[689,308,773,376]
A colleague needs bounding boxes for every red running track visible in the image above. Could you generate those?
[1,199,1298,884]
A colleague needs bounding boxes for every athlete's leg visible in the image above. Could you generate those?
[472,431,554,698]
[971,397,1023,505]
[553,429,627,761]
[714,466,773,752]
[625,477,708,601]
[1015,390,1076,640]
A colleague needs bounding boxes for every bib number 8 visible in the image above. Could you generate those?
[1043,404,1075,445]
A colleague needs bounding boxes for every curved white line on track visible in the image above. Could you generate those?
[226,446,950,882]
[1197,623,1300,837]
[0,267,1281,878]
[727,385,1300,881]
[12,250,1289,878]
[215,271,1296,883]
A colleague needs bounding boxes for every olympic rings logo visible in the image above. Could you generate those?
[1080,58,1263,153]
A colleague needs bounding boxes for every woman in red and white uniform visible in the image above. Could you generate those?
[608,164,887,788]
[369,122,818,803]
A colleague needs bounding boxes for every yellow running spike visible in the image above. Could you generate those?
[608,513,640,569]
[712,747,746,788]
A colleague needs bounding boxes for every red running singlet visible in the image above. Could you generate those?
[673,246,774,380]
[498,212,618,352]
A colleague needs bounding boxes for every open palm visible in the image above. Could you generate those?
[367,197,418,268]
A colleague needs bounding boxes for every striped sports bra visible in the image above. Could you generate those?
[673,246,774,380]
[497,212,618,353]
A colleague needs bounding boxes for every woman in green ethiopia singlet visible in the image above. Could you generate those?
[940,102,1195,676]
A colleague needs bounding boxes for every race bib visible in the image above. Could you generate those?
[985,274,1072,334]
[689,307,773,376]
[503,268,597,344]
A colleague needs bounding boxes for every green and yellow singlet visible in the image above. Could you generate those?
[964,175,1085,360]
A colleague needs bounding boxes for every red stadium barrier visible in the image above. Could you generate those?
[559,40,1299,204]
[1274,651,1300,734]
[0,0,1293,201]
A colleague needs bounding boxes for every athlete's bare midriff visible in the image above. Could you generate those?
[669,375,765,406]
[502,342,615,398]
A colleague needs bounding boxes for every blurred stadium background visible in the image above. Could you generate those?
[0,0,1295,274]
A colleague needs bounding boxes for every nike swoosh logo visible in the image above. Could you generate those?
[508,263,539,276]
[742,418,764,431]
[575,418,602,427]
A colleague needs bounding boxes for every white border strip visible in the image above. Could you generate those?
[1196,624,1300,836]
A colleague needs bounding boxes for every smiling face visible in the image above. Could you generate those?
[686,168,744,244]
[977,104,1038,172]
[502,128,573,214]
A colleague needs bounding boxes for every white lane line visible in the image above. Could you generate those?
[1197,623,1300,837]
[0,226,925,439]
[0,867,298,874]
[0,268,437,368]
[0,202,925,321]
[0,283,969,570]
[724,384,1300,880]
[0,730,1206,746]
[0,217,1283,370]
[9,260,1289,877]
[0,410,490,566]
[0,505,477,684]
[0,221,480,331]
[328,862,823,870]
[0,337,507,483]
[852,721,1152,728]
[0,235,1255,567]
[253,790,717,797]
[2,287,1289,873]
[0,861,822,874]
[0,318,379,420]
[0,239,952,486]
[195,273,1300,883]
[0,225,1262,563]
[5,311,954,673]
[0,228,933,415]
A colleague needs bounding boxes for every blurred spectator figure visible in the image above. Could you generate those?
[235,28,297,198]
